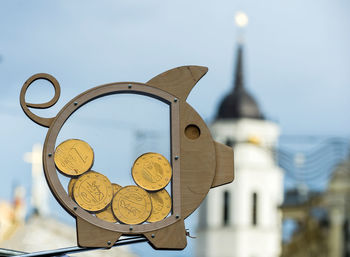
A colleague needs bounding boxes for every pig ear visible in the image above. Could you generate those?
[146,66,208,100]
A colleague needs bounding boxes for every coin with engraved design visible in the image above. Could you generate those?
[54,139,94,176]
[73,171,113,212]
[112,185,152,225]
[147,189,172,223]
[131,153,172,191]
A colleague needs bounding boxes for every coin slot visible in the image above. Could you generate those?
[185,124,200,140]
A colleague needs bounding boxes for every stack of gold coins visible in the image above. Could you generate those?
[54,139,115,215]
[128,153,172,223]
[55,139,173,225]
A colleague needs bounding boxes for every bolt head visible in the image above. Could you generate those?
[107,241,111,245]
[128,84,132,89]
[74,101,78,106]
[48,153,52,157]
[151,234,155,238]
[175,156,179,160]
[174,98,178,102]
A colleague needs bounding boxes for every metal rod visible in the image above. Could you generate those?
[16,237,148,257]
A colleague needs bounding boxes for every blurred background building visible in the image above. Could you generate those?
[196,11,350,257]
[280,157,350,257]
[197,33,283,257]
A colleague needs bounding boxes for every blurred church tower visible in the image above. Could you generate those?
[196,12,284,257]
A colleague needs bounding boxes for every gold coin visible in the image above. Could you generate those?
[131,153,172,191]
[112,185,152,225]
[67,178,77,198]
[73,171,113,212]
[95,184,121,223]
[54,139,94,176]
[112,183,122,194]
[96,205,117,223]
[147,189,172,223]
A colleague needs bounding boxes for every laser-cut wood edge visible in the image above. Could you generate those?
[144,219,187,250]
[211,141,234,188]
[76,217,122,248]
[147,66,208,100]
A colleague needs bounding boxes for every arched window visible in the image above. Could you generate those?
[252,192,258,226]
[223,191,230,226]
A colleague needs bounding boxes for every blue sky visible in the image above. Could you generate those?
[1,0,350,256]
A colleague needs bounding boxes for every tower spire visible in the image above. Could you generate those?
[216,11,264,120]
[233,45,244,92]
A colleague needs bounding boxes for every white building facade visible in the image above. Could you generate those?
[196,46,284,257]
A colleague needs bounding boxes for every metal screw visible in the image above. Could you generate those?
[151,234,155,238]
[129,226,133,231]
[74,101,78,106]
[128,84,132,89]
[48,153,52,157]
[73,206,77,210]
[176,215,180,219]
[174,98,178,102]
[175,156,179,160]
[107,241,111,245]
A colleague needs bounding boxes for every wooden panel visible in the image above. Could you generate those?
[147,66,208,100]
[211,141,234,188]
[144,219,187,250]
[146,65,217,219]
[180,103,216,218]
[76,217,121,248]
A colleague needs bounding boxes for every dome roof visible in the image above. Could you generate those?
[216,46,264,120]
[217,89,264,120]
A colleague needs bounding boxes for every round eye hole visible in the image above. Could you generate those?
[185,124,200,140]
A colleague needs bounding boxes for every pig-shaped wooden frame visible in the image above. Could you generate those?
[20,66,234,250]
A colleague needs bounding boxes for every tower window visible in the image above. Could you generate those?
[252,192,258,226]
[223,191,230,226]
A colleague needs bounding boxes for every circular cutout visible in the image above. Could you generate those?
[54,139,94,176]
[131,153,172,191]
[42,82,183,232]
[185,124,200,140]
[147,189,172,223]
[73,171,113,212]
[112,185,152,225]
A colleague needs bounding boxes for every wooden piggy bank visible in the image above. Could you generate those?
[20,66,234,250]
